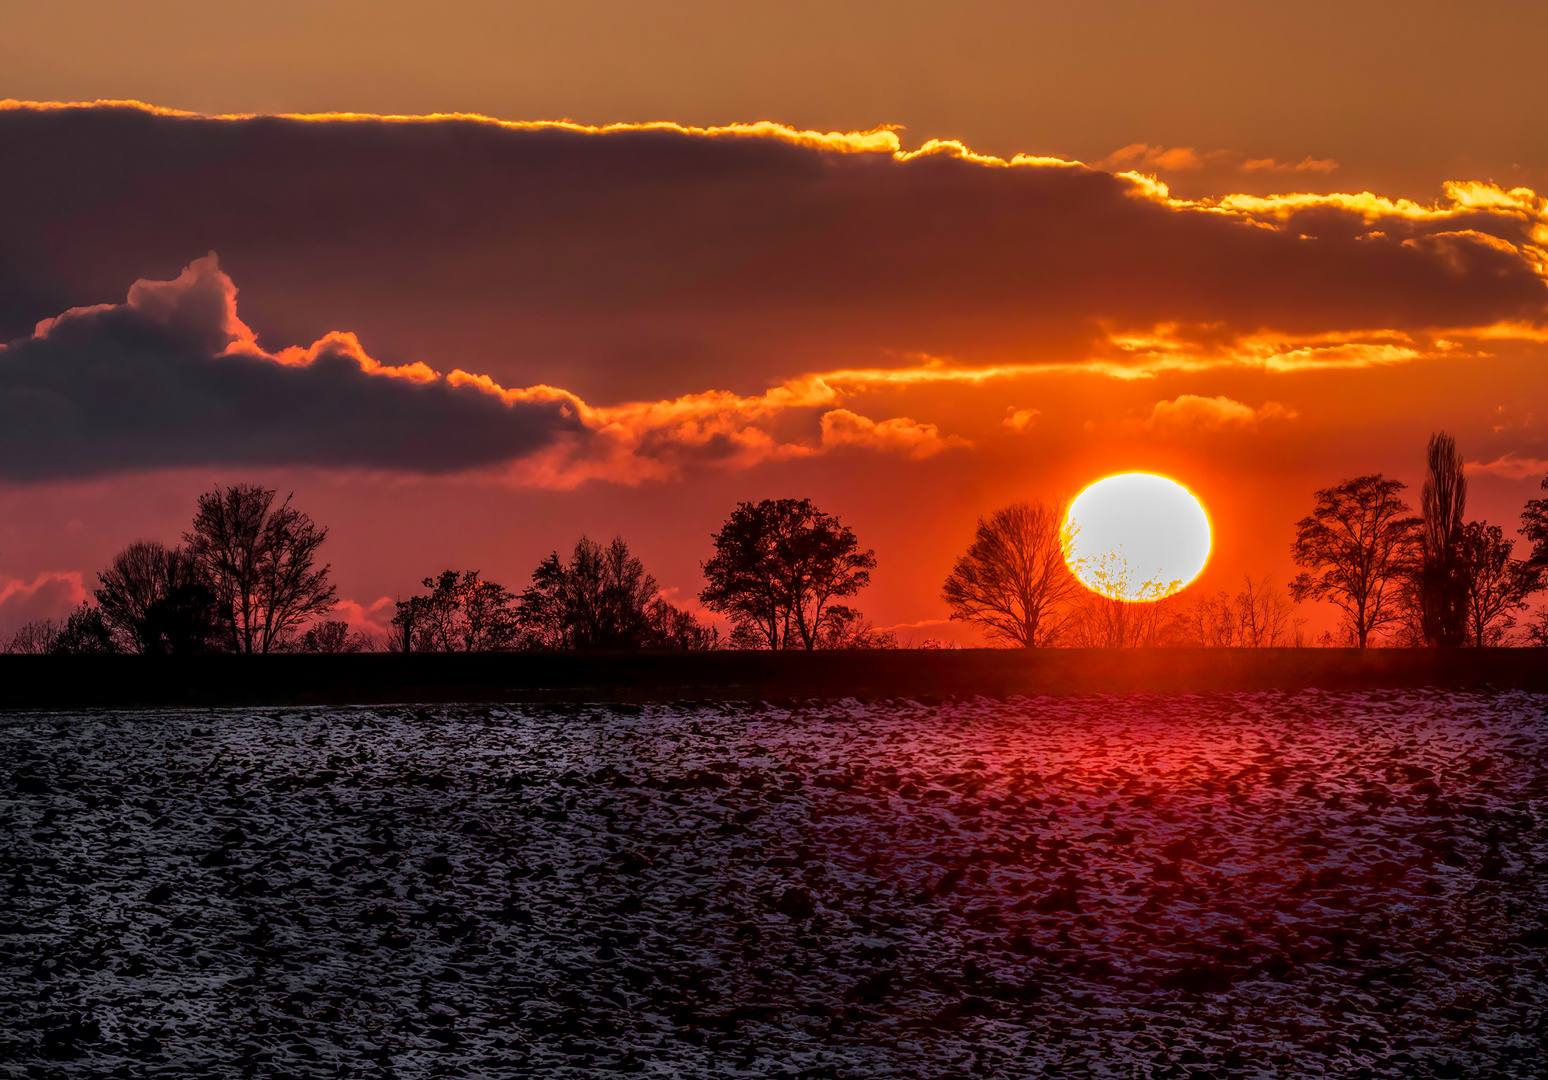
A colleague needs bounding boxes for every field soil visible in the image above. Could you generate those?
[3,691,1546,1078]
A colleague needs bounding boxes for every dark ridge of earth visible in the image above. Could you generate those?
[2,691,1545,1079]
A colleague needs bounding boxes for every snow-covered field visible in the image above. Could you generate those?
[3,691,1545,1079]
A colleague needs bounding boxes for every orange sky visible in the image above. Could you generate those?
[2,10,1547,642]
[4,0,1547,199]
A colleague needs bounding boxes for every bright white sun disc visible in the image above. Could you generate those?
[1064,473,1211,601]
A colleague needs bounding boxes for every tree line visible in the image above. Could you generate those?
[3,490,894,654]
[6,436,1547,654]
[1288,433,1547,647]
[939,431,1548,649]
[938,501,1307,649]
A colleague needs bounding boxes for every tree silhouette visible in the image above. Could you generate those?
[1290,475,1420,648]
[699,499,876,650]
[1060,551,1178,648]
[295,620,370,653]
[1234,575,1300,647]
[95,540,220,654]
[4,620,62,654]
[1457,521,1540,647]
[645,596,722,650]
[1522,475,1548,576]
[1178,575,1300,647]
[49,604,119,654]
[1416,432,1469,646]
[388,594,429,653]
[941,501,1078,647]
[395,570,519,652]
[516,536,712,650]
[813,605,898,649]
[184,483,336,654]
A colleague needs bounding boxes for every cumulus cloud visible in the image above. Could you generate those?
[1465,453,1548,479]
[0,571,87,632]
[819,409,968,459]
[0,255,585,481]
[0,255,968,483]
[1003,407,1041,431]
[1143,395,1297,432]
[0,103,1541,406]
[328,596,397,639]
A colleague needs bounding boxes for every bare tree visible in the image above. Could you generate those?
[397,570,519,652]
[815,605,899,649]
[1525,608,1548,647]
[518,537,713,649]
[184,483,337,654]
[700,499,876,650]
[95,540,219,654]
[1178,590,1238,647]
[1060,552,1178,648]
[1290,475,1420,648]
[1416,432,1469,645]
[941,501,1079,647]
[1235,575,1299,647]
[1457,521,1539,647]
[5,619,62,654]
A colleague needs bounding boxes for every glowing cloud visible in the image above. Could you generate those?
[0,256,973,485]
[0,101,1541,409]
[819,409,968,459]
[1144,395,1297,432]
[1465,453,1548,480]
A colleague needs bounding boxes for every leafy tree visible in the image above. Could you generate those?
[394,570,519,652]
[50,604,119,654]
[699,499,876,650]
[390,593,430,652]
[184,484,336,653]
[519,537,657,649]
[1416,432,1469,645]
[1290,475,1420,648]
[1522,475,1548,576]
[645,597,722,650]
[95,540,220,654]
[1457,521,1540,647]
[941,501,1079,647]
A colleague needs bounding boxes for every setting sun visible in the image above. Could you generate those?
[1065,473,1212,601]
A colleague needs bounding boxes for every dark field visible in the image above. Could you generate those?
[3,692,1546,1078]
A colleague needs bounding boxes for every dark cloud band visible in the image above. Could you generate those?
[1,104,1543,406]
[0,256,582,481]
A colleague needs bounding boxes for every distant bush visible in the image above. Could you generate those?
[291,620,372,653]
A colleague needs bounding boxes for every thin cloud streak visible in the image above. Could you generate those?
[1466,453,1548,480]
